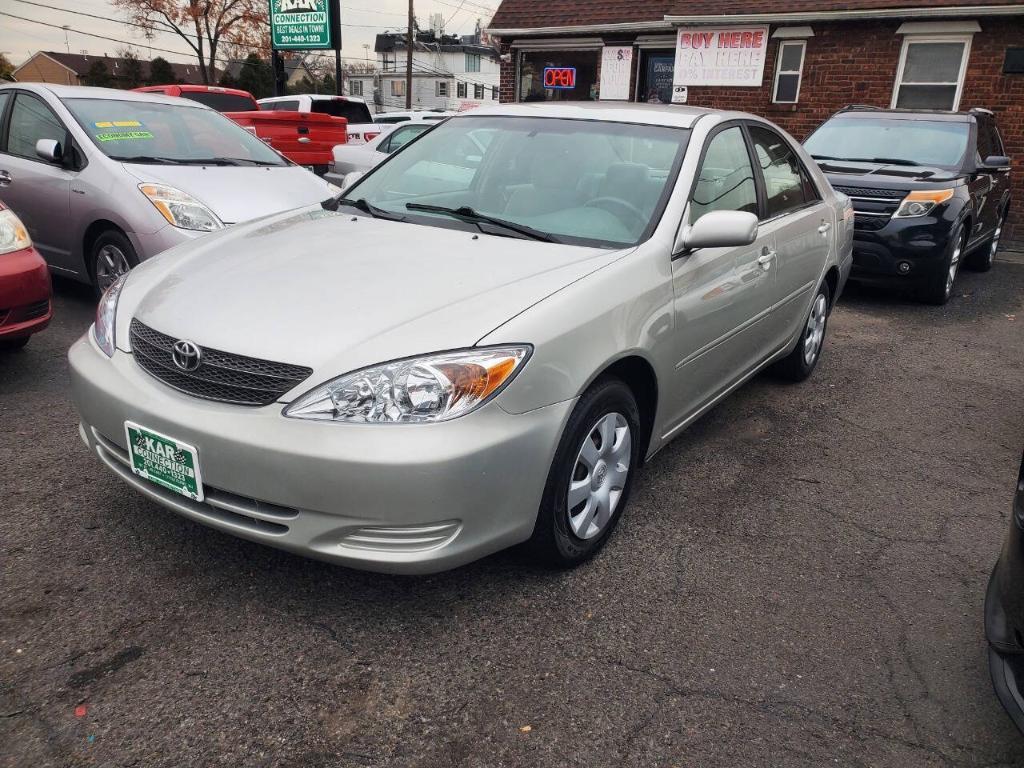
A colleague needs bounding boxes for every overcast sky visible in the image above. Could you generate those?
[1,0,495,69]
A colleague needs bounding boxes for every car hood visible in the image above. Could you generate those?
[121,163,334,224]
[814,160,962,190]
[117,208,625,395]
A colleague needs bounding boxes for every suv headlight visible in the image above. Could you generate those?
[139,183,224,231]
[284,346,531,423]
[0,209,32,255]
[93,272,129,357]
[894,189,954,218]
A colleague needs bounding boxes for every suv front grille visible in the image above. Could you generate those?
[129,319,313,406]
[832,185,907,231]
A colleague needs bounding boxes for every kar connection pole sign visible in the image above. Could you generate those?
[270,0,337,50]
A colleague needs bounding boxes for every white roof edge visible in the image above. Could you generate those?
[490,5,1022,36]
[896,20,982,33]
[771,26,815,39]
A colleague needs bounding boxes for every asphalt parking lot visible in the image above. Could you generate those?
[2,257,1024,768]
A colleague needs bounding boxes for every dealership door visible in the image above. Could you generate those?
[637,51,675,104]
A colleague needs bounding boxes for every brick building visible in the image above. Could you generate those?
[487,0,1024,243]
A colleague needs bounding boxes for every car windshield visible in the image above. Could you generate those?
[179,91,258,112]
[804,117,969,168]
[310,99,374,124]
[62,97,287,166]
[344,115,689,248]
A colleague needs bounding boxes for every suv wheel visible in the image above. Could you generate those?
[527,378,641,568]
[966,209,1005,273]
[921,224,965,305]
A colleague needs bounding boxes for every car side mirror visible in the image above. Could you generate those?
[675,210,759,255]
[983,155,1011,170]
[35,138,63,164]
[340,171,364,191]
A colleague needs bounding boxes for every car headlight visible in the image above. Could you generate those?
[139,183,224,231]
[894,189,954,218]
[284,346,531,423]
[0,209,32,255]
[93,272,129,357]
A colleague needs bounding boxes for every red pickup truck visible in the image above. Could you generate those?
[135,85,347,176]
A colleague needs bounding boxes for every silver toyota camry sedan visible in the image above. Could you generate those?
[69,102,853,574]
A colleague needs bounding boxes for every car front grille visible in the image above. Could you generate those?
[833,185,907,231]
[129,319,313,407]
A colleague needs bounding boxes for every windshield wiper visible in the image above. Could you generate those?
[115,155,185,165]
[404,203,559,243]
[829,156,920,167]
[333,197,406,221]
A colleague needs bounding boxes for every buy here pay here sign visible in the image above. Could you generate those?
[672,27,769,87]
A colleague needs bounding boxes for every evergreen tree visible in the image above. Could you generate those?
[120,49,144,89]
[83,60,112,88]
[236,54,273,99]
[147,56,177,85]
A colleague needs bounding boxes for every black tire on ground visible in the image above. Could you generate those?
[89,229,139,299]
[965,208,1006,273]
[920,224,966,306]
[0,336,30,352]
[527,378,641,568]
[772,280,832,383]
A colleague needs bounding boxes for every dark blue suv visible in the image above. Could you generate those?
[804,106,1011,304]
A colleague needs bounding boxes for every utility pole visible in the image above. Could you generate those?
[405,0,413,109]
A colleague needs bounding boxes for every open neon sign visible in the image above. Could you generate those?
[543,67,576,90]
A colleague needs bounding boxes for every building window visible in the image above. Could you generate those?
[457,81,467,98]
[465,54,481,72]
[892,37,971,110]
[383,53,396,73]
[491,86,497,100]
[391,80,405,97]
[772,41,805,104]
[348,80,363,96]
[436,81,449,97]
[474,83,484,99]
[518,50,600,102]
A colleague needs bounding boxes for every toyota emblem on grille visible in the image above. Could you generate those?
[171,340,202,372]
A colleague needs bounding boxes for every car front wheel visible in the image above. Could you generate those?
[921,224,965,305]
[528,378,641,567]
[90,229,138,298]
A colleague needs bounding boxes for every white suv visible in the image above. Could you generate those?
[258,95,383,144]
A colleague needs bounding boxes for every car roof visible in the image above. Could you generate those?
[0,82,208,108]
[450,101,742,130]
[259,94,368,104]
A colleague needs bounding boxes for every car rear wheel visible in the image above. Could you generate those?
[527,378,641,568]
[921,224,966,305]
[90,230,138,298]
[773,281,831,382]
[967,209,1005,273]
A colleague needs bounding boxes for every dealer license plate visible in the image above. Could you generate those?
[124,422,204,502]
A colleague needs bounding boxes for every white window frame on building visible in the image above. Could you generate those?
[465,54,481,72]
[891,32,973,111]
[457,81,467,98]
[772,40,806,104]
[348,79,363,96]
[474,83,485,99]
[437,80,449,97]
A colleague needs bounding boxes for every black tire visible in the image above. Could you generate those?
[772,280,831,382]
[0,336,30,352]
[527,378,642,568]
[920,224,966,305]
[89,229,138,298]
[966,208,1006,273]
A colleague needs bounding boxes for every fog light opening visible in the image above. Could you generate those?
[897,261,913,275]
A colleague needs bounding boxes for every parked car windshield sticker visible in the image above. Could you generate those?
[91,120,154,142]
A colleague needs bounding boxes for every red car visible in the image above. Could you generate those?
[132,84,260,112]
[0,204,51,351]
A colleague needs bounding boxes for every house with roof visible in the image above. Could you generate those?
[486,0,1024,242]
[12,51,214,87]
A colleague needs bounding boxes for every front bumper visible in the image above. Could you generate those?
[129,224,203,263]
[68,333,573,574]
[851,217,954,283]
[0,246,52,341]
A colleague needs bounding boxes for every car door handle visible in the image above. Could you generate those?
[817,222,832,235]
[297,137,311,143]
[0,170,11,187]
[757,251,775,271]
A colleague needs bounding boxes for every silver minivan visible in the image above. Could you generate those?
[0,84,338,294]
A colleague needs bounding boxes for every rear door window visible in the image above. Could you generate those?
[748,125,818,219]
[262,100,299,111]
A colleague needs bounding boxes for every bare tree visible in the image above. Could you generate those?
[113,0,268,84]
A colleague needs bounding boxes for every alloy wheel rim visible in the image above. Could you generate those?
[990,219,1003,264]
[96,245,130,293]
[567,412,631,540]
[945,236,963,298]
[803,293,828,367]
